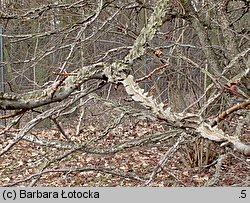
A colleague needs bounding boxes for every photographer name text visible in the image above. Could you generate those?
[2,189,100,200]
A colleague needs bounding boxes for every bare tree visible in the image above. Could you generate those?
[0,0,249,186]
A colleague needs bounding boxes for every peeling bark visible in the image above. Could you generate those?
[0,0,249,157]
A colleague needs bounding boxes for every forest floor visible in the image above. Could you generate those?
[0,118,249,187]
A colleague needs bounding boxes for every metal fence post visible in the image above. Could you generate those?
[0,25,6,127]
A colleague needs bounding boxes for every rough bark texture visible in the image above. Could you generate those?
[0,0,249,158]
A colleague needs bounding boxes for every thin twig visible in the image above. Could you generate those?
[204,154,227,186]
[51,117,69,140]
[136,64,169,82]
[142,133,185,186]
